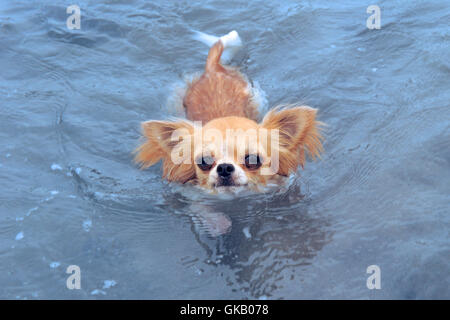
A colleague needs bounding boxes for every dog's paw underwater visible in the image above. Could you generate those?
[134,30,324,193]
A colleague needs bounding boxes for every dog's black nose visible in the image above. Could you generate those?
[217,163,235,178]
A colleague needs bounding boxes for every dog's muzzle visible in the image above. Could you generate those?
[216,163,235,186]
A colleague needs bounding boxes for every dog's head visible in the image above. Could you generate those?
[135,106,323,192]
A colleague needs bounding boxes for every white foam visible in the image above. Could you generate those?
[102,280,117,289]
[243,227,252,239]
[90,289,106,295]
[26,207,38,216]
[249,80,269,121]
[83,219,92,232]
[166,72,202,118]
[51,163,62,171]
[15,231,24,240]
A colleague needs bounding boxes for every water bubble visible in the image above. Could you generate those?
[90,289,106,295]
[83,219,92,232]
[26,207,38,216]
[51,163,62,171]
[103,280,117,289]
[243,227,252,239]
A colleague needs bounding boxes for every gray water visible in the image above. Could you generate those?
[1,0,449,299]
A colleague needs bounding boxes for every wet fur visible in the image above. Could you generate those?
[135,32,324,189]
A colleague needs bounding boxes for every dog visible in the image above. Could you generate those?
[135,31,323,193]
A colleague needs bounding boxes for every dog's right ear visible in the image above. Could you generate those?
[134,120,195,182]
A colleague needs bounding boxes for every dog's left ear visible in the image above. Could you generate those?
[261,106,323,175]
[134,120,195,183]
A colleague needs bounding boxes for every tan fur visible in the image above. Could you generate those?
[183,41,258,122]
[135,120,196,183]
[135,36,324,189]
[261,106,324,175]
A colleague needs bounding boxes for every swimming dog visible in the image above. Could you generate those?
[135,31,323,193]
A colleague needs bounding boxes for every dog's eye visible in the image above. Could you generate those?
[244,154,262,170]
[196,156,214,171]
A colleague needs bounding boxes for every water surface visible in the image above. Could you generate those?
[0,0,449,299]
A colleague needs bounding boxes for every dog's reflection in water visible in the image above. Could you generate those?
[160,179,332,297]
[166,178,307,238]
[189,203,232,237]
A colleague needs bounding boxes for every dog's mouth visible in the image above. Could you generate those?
[213,178,247,189]
[216,177,235,187]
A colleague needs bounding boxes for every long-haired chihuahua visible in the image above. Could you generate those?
[135,31,323,193]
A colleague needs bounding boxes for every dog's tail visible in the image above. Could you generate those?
[193,30,242,72]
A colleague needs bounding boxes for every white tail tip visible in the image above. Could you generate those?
[193,31,219,47]
[193,30,242,64]
[220,30,242,48]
